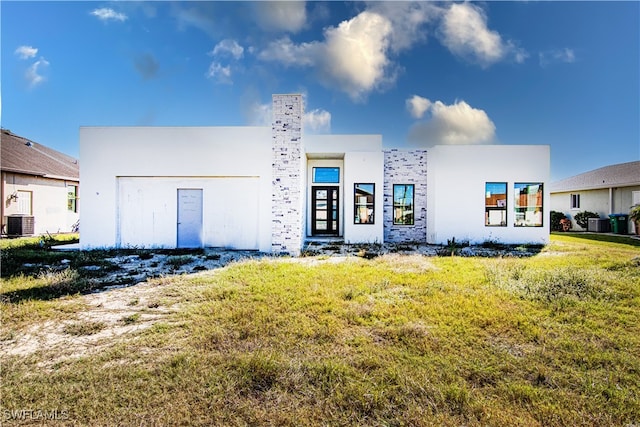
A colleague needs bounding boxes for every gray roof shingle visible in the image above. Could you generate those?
[1,129,79,181]
[550,161,640,193]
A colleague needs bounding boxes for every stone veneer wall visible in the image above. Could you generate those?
[383,150,428,243]
[271,94,304,255]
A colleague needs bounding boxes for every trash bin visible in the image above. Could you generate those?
[609,214,628,235]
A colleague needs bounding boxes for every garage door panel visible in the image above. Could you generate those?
[203,178,259,249]
[118,177,259,250]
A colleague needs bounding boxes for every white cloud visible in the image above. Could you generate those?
[258,36,319,67]
[320,11,393,101]
[304,109,331,133]
[206,62,232,84]
[406,95,432,119]
[259,11,394,101]
[15,45,38,60]
[539,48,576,67]
[438,3,525,67]
[244,100,330,132]
[408,97,496,146]
[211,39,244,60]
[254,1,307,33]
[172,4,216,37]
[246,102,272,126]
[25,57,50,88]
[91,8,128,22]
[258,3,525,100]
[366,2,438,53]
[257,4,447,102]
[207,40,244,84]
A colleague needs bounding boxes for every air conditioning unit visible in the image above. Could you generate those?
[587,218,610,233]
[7,215,35,236]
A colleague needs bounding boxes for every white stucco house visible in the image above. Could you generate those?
[80,94,550,254]
[550,161,640,233]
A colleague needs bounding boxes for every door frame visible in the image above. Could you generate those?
[311,186,339,236]
[177,188,204,248]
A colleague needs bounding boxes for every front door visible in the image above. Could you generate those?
[312,186,339,236]
[177,189,203,248]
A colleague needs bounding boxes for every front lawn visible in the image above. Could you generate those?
[1,235,639,426]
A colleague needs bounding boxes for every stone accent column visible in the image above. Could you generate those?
[271,94,304,255]
[383,150,427,243]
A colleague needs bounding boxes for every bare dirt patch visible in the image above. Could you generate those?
[1,280,178,367]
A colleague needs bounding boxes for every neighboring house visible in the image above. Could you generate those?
[1,129,80,236]
[80,94,549,254]
[550,161,640,233]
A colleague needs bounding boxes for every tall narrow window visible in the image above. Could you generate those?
[485,182,507,226]
[68,185,78,213]
[570,194,580,209]
[393,184,414,225]
[514,183,543,227]
[17,191,32,215]
[354,183,375,224]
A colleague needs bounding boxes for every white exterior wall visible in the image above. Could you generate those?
[551,189,610,230]
[551,186,640,232]
[80,126,272,250]
[427,145,550,245]
[2,172,79,235]
[343,151,384,244]
[116,177,260,249]
[305,134,383,154]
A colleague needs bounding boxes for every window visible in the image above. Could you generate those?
[514,183,543,227]
[485,182,507,226]
[312,167,340,183]
[570,194,580,209]
[393,184,414,225]
[354,183,375,224]
[68,185,78,213]
[17,191,32,215]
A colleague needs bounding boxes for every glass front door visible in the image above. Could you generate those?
[312,186,339,236]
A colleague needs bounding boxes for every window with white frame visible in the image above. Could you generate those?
[570,194,580,209]
[68,185,78,213]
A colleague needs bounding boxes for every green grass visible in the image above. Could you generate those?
[0,233,79,250]
[552,231,640,247]
[1,235,639,426]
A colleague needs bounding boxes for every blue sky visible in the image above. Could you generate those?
[2,1,638,181]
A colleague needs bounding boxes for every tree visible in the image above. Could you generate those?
[550,211,567,232]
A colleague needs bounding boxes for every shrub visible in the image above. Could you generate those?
[630,205,640,235]
[166,255,194,269]
[574,211,599,229]
[550,211,567,232]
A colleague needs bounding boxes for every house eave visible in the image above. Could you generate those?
[551,181,640,193]
[1,167,79,182]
